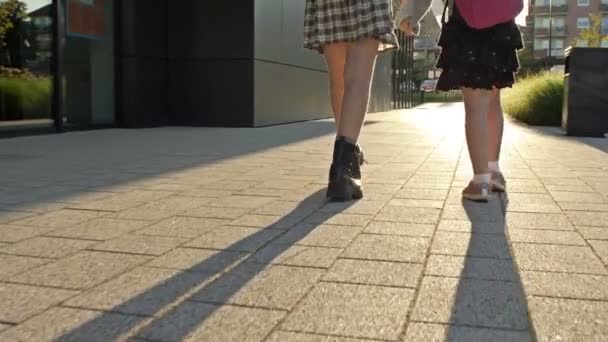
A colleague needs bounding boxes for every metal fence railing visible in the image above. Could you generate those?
[392,31,415,109]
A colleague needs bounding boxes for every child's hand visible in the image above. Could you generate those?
[400,18,416,36]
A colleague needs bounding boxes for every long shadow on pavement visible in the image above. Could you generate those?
[0,120,338,214]
[55,189,355,341]
[446,195,537,341]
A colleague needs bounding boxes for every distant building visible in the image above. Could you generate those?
[527,0,608,59]
[520,23,534,52]
[27,5,53,72]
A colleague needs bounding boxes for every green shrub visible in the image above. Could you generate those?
[0,76,52,120]
[419,90,463,103]
[503,71,564,126]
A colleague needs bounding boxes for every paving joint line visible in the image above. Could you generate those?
[397,136,461,341]
[275,328,391,341]
[429,252,513,260]
[408,319,531,332]
[124,191,327,340]
[185,300,290,313]
[529,294,608,303]
[261,141,430,341]
[337,256,424,265]
[318,279,419,290]
[514,146,608,275]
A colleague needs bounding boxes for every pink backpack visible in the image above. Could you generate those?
[455,0,524,29]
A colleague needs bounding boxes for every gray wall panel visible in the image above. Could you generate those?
[254,0,325,70]
[254,60,330,127]
[254,0,284,62]
[119,0,395,128]
[369,53,393,113]
[253,0,394,126]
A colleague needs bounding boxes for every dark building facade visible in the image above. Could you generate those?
[1,1,417,135]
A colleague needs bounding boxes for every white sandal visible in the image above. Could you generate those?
[462,182,491,202]
[491,171,506,192]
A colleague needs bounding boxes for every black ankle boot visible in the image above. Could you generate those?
[353,144,365,180]
[327,138,363,201]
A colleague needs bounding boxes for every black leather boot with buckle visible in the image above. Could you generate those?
[353,144,365,180]
[327,138,363,201]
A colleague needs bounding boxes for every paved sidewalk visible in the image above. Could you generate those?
[0,103,607,341]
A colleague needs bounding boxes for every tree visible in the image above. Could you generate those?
[0,0,29,67]
[573,13,608,48]
[413,58,436,85]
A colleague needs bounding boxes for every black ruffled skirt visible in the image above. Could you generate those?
[435,6,524,91]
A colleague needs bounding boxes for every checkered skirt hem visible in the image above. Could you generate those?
[304,0,399,53]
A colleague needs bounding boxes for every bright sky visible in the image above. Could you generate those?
[517,2,529,26]
[23,0,51,12]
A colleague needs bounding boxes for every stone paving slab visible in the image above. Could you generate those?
[560,202,608,212]
[403,323,532,342]
[0,236,96,259]
[437,220,506,235]
[305,212,373,227]
[113,197,211,221]
[0,283,78,323]
[375,206,441,224]
[181,206,252,220]
[146,247,248,274]
[322,259,423,288]
[512,243,607,274]
[528,297,608,341]
[63,266,206,316]
[521,271,608,300]
[274,223,363,248]
[442,203,505,222]
[9,209,105,228]
[342,234,430,263]
[566,211,608,227]
[251,244,343,268]
[184,226,282,252]
[590,239,608,265]
[506,212,574,230]
[411,276,529,330]
[228,214,301,230]
[577,226,608,240]
[1,103,608,341]
[0,224,58,243]
[89,234,188,256]
[0,211,36,224]
[47,218,151,241]
[137,302,285,342]
[0,307,142,342]
[425,255,516,281]
[431,231,511,259]
[0,254,50,281]
[10,250,151,289]
[135,216,228,239]
[281,282,415,340]
[363,221,435,237]
[266,331,367,342]
[507,228,587,245]
[192,263,323,310]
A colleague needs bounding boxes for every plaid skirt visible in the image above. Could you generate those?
[304,0,399,53]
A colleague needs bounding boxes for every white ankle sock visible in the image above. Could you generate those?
[488,161,500,173]
[473,173,491,184]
